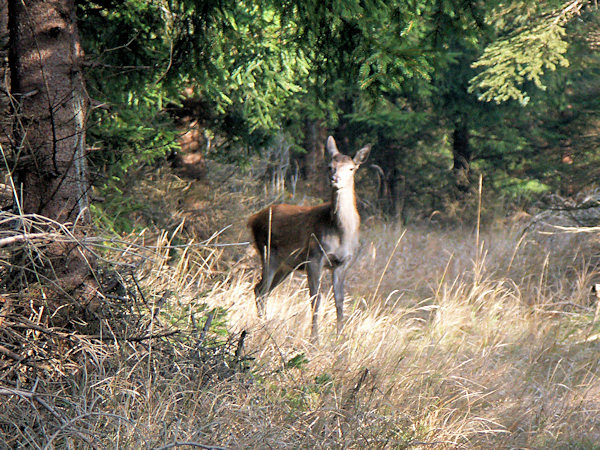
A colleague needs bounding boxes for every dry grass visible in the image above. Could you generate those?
[205,220,600,448]
[1,167,600,448]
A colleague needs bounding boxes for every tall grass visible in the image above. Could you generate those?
[164,216,599,448]
[1,167,599,448]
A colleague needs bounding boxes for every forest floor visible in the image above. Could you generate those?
[2,158,600,448]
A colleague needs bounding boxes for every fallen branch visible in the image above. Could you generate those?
[538,224,600,234]
[0,232,54,248]
[0,385,66,423]
[0,343,49,369]
[126,329,180,342]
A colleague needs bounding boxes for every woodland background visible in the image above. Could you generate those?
[0,0,600,448]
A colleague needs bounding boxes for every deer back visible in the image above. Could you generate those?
[248,203,340,266]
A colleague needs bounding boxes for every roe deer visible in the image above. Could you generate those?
[248,136,371,341]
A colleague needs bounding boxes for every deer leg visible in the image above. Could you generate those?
[307,260,322,343]
[254,283,271,318]
[332,266,346,335]
[255,258,293,318]
[254,255,280,317]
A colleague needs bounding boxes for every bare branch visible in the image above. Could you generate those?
[0,232,53,248]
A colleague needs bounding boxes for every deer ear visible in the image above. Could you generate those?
[326,136,340,158]
[353,144,371,166]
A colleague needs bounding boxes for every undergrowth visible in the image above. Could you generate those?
[1,164,600,448]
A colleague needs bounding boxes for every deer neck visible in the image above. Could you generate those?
[331,184,360,237]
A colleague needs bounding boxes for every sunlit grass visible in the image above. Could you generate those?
[164,214,600,448]
[3,168,599,448]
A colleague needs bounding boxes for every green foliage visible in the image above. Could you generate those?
[469,1,580,105]
[167,302,231,340]
[75,0,600,222]
[285,353,310,370]
[89,190,142,233]
[470,22,569,105]
[88,97,180,175]
[79,0,183,193]
[85,87,180,231]
[79,1,313,164]
[182,2,309,142]
[273,0,441,134]
[496,178,552,202]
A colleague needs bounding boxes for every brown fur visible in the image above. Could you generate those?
[248,203,332,270]
[248,136,371,341]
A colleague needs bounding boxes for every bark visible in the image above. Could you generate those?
[371,132,404,219]
[302,119,327,196]
[8,0,90,224]
[7,0,96,295]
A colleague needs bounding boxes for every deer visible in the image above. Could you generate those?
[248,136,371,342]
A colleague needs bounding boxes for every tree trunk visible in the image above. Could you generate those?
[9,0,90,223]
[7,0,96,296]
[375,137,401,219]
[302,119,327,196]
[452,118,472,193]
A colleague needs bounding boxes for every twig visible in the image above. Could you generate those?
[7,318,73,339]
[235,330,247,359]
[155,442,227,450]
[0,344,48,369]
[0,385,94,445]
[42,412,142,450]
[539,224,600,234]
[0,386,66,423]
[131,273,149,307]
[198,311,215,345]
[407,440,457,447]
[0,232,53,248]
[126,329,180,343]
[343,368,370,410]
[476,174,483,258]
[152,290,171,319]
